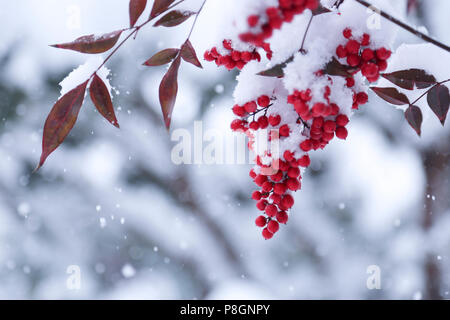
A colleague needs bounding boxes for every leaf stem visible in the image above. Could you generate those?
[186,0,208,41]
[300,14,314,54]
[410,79,450,106]
[354,0,450,53]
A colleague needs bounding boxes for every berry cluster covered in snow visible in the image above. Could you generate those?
[204,0,398,239]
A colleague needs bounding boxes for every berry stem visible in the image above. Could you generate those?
[354,0,450,53]
[300,15,314,54]
[410,78,450,106]
[186,0,208,41]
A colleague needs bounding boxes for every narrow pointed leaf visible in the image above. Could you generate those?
[324,57,358,77]
[405,105,423,136]
[143,48,179,66]
[371,87,410,105]
[382,69,437,90]
[153,10,195,27]
[90,74,119,128]
[38,80,88,169]
[50,30,123,54]
[427,84,450,125]
[159,57,181,129]
[150,0,176,18]
[180,40,202,68]
[129,0,147,27]
[312,4,331,16]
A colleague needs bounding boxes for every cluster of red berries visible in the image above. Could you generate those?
[204,39,261,71]
[230,95,272,131]
[336,28,392,83]
[239,0,320,59]
[287,87,351,151]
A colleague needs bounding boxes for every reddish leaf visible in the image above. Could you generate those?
[405,105,423,136]
[150,0,176,18]
[159,57,181,129]
[129,0,147,27]
[38,80,89,169]
[51,30,123,54]
[143,48,179,66]
[324,57,358,78]
[427,84,450,125]
[180,40,202,68]
[312,4,331,16]
[382,69,437,90]
[153,10,195,27]
[90,74,119,128]
[371,87,410,105]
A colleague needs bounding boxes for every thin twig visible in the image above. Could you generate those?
[300,15,314,54]
[354,0,450,52]
[187,0,208,41]
[410,79,450,106]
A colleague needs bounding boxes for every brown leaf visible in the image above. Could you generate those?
[143,48,179,66]
[150,0,176,18]
[153,10,195,27]
[382,69,437,90]
[159,56,181,129]
[371,87,410,105]
[312,4,331,16]
[129,0,147,28]
[50,30,123,54]
[89,74,119,128]
[405,105,423,136]
[427,84,450,125]
[324,57,358,78]
[180,40,202,68]
[38,80,88,169]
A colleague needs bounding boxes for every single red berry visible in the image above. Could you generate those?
[247,15,260,27]
[377,60,388,71]
[249,169,257,179]
[222,39,232,50]
[231,51,241,62]
[270,193,282,205]
[361,63,379,78]
[267,220,280,233]
[297,155,310,167]
[262,227,273,239]
[254,174,268,186]
[347,54,361,67]
[346,40,360,55]
[249,121,260,130]
[265,204,278,217]
[361,33,371,46]
[376,47,391,60]
[273,183,287,195]
[361,48,375,61]
[286,178,300,191]
[300,140,312,152]
[288,167,300,178]
[241,51,252,62]
[346,77,355,87]
[281,194,294,209]
[356,92,369,105]
[232,105,246,117]
[230,119,243,131]
[335,126,348,140]
[343,28,352,39]
[276,211,289,224]
[279,124,290,137]
[252,191,262,200]
[270,171,283,182]
[323,120,336,133]
[284,150,294,162]
[262,181,274,193]
[294,100,309,116]
[336,114,349,127]
[204,51,215,62]
[258,116,269,129]
[256,199,268,211]
[244,101,257,113]
[336,45,347,58]
[268,115,281,127]
[257,95,271,107]
[255,215,267,227]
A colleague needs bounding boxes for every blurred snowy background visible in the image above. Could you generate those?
[0,0,449,299]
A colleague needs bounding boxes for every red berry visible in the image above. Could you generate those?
[336,45,347,58]
[356,92,369,105]
[297,155,310,167]
[267,220,280,233]
[222,39,232,50]
[288,167,300,178]
[265,204,278,217]
[244,101,257,113]
[377,60,388,71]
[241,51,252,62]
[279,124,290,137]
[262,181,274,192]
[268,115,281,127]
[273,183,287,195]
[247,15,260,27]
[361,33,370,46]
[300,140,312,152]
[258,116,269,129]
[230,119,243,131]
[376,47,391,60]
[262,227,273,239]
[281,194,294,209]
[336,114,349,127]
[252,191,262,200]
[231,51,241,61]
[232,105,246,117]
[347,54,361,67]
[336,126,348,140]
[256,200,268,211]
[361,48,375,61]
[254,174,267,186]
[276,211,289,224]
[346,40,360,55]
[283,150,294,162]
[361,63,379,78]
[343,28,352,39]
[346,77,355,87]
[286,178,300,191]
[257,95,271,107]
[323,120,336,133]
[249,121,260,130]
[255,215,267,227]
